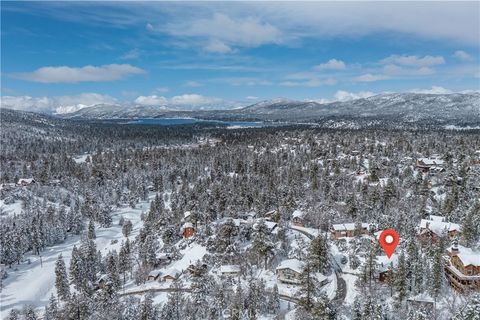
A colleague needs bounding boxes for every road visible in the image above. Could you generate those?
[287,225,347,306]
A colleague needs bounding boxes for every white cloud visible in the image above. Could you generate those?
[184,80,203,87]
[121,48,141,60]
[279,78,336,87]
[155,86,169,93]
[334,90,375,102]
[380,55,445,67]
[134,95,168,106]
[409,86,453,94]
[134,94,223,107]
[145,23,154,31]
[13,64,145,83]
[170,94,222,106]
[246,96,258,100]
[166,13,282,51]
[204,39,234,54]
[1,93,118,113]
[383,64,435,76]
[353,73,390,82]
[452,50,473,61]
[314,59,346,70]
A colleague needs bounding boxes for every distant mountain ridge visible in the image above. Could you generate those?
[57,92,480,129]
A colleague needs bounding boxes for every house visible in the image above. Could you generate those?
[331,222,369,239]
[253,219,278,234]
[147,270,162,281]
[376,255,398,282]
[276,259,305,284]
[416,157,444,173]
[17,178,35,186]
[220,265,241,277]
[292,210,305,226]
[444,244,480,292]
[184,211,192,221]
[419,216,461,241]
[264,210,279,222]
[161,269,180,282]
[181,222,195,238]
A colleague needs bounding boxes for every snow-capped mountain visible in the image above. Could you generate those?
[54,92,480,128]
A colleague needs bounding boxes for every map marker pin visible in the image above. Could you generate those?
[379,228,399,258]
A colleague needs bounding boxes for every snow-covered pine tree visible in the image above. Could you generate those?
[54,253,70,301]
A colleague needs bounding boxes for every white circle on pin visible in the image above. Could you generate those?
[385,235,394,244]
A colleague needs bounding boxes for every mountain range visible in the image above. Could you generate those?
[1,92,479,129]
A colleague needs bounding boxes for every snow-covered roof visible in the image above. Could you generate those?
[429,215,445,222]
[17,178,34,185]
[457,253,480,267]
[182,222,193,229]
[162,268,179,278]
[184,211,191,218]
[253,219,278,231]
[420,219,461,234]
[276,259,305,274]
[220,265,241,274]
[376,254,398,273]
[332,223,369,231]
[157,253,170,260]
[417,158,444,166]
[292,210,304,219]
[148,270,162,277]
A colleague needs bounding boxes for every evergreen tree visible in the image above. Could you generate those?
[298,262,318,312]
[309,235,330,273]
[44,294,59,320]
[87,220,96,239]
[55,253,70,301]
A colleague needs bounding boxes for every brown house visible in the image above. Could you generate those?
[331,223,369,239]
[445,245,480,292]
[292,210,305,227]
[419,216,461,242]
[181,222,195,238]
[416,157,444,173]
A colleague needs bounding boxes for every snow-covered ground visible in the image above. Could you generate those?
[0,193,154,316]
[0,199,23,217]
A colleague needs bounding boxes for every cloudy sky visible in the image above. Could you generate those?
[1,1,479,112]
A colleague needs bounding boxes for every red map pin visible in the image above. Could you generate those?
[379,228,400,258]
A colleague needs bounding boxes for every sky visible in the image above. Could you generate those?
[1,1,479,113]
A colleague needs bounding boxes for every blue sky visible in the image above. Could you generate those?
[1,1,479,112]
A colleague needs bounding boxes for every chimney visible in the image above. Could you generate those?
[451,239,459,256]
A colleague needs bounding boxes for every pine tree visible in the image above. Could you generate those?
[44,294,58,320]
[453,293,480,320]
[429,246,443,298]
[7,309,20,320]
[55,253,70,301]
[311,293,335,319]
[309,235,330,273]
[252,219,273,268]
[139,293,156,320]
[122,219,133,238]
[395,250,407,302]
[87,220,96,239]
[298,262,318,312]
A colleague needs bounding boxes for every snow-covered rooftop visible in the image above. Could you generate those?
[292,209,304,219]
[376,254,398,273]
[332,222,369,231]
[420,219,461,234]
[417,158,444,166]
[457,253,480,267]
[220,265,241,274]
[276,258,305,274]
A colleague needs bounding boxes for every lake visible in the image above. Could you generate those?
[125,118,270,128]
